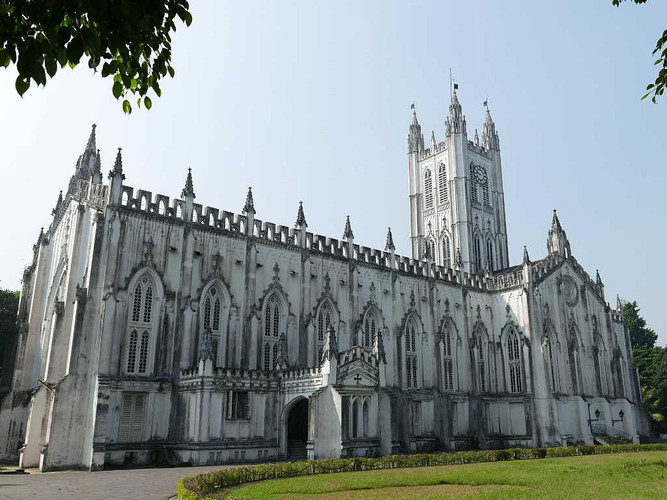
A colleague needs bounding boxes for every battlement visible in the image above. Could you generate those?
[467,140,491,157]
[419,140,447,160]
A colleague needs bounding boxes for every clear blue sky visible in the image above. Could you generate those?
[1,0,665,343]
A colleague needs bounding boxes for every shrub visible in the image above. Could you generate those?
[175,443,667,499]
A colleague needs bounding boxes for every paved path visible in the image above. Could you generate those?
[0,465,225,500]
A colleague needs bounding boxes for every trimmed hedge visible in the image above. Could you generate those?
[176,443,667,500]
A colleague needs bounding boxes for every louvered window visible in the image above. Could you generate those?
[486,239,494,271]
[471,179,478,202]
[442,236,451,269]
[227,391,250,419]
[473,236,482,273]
[478,334,486,392]
[424,170,433,209]
[443,329,454,391]
[482,181,490,206]
[363,312,377,349]
[119,393,145,442]
[438,163,448,203]
[263,295,281,370]
[126,275,155,375]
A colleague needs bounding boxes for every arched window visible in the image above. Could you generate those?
[508,330,522,393]
[363,310,377,350]
[405,318,418,389]
[470,178,478,203]
[544,333,560,393]
[424,170,433,209]
[486,238,494,271]
[443,327,454,391]
[202,286,223,364]
[442,235,451,269]
[476,329,487,393]
[126,274,155,375]
[352,399,360,438]
[263,294,281,371]
[176,204,183,219]
[316,302,332,361]
[482,180,490,206]
[438,163,448,203]
[362,399,370,437]
[473,235,482,272]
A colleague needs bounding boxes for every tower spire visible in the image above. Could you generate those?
[181,168,195,199]
[385,227,395,251]
[547,209,570,258]
[86,124,97,152]
[343,215,354,240]
[407,103,424,153]
[445,85,465,136]
[243,187,255,215]
[295,201,307,228]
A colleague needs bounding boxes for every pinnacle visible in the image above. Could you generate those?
[295,201,307,227]
[243,186,255,215]
[113,148,123,173]
[551,209,563,232]
[92,149,102,177]
[343,215,354,240]
[181,167,195,199]
[385,227,395,251]
[523,246,530,264]
[85,123,97,152]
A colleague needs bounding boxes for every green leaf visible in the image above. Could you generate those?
[66,37,84,64]
[122,99,132,114]
[0,49,9,68]
[45,57,57,77]
[144,96,152,109]
[15,76,30,97]
[112,81,123,99]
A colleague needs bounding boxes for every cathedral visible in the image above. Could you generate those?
[0,91,649,471]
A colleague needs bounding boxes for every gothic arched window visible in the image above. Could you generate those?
[405,318,419,389]
[424,170,433,209]
[443,327,454,391]
[263,294,281,371]
[127,274,155,375]
[473,235,482,272]
[202,286,223,364]
[316,302,332,361]
[442,235,451,269]
[363,310,378,350]
[476,328,488,393]
[486,238,494,271]
[508,329,523,393]
[482,181,490,206]
[544,332,560,393]
[438,163,448,203]
[362,399,370,437]
[470,178,478,203]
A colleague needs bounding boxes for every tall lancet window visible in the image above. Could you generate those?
[476,330,487,393]
[473,235,482,272]
[424,170,433,209]
[443,328,454,391]
[202,287,222,364]
[438,163,448,203]
[263,294,281,371]
[471,179,478,203]
[482,181,490,206]
[442,235,451,269]
[316,302,332,362]
[486,238,494,271]
[508,329,523,393]
[127,274,155,375]
[405,318,419,389]
[363,310,378,350]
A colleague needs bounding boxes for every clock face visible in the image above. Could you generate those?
[474,165,487,184]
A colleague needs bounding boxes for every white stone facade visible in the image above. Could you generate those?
[0,95,649,471]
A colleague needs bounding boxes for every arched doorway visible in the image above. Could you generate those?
[286,398,308,460]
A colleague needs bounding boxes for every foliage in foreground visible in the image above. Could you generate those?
[176,444,667,500]
[0,0,192,113]
[613,0,667,102]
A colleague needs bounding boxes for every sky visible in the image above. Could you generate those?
[0,0,665,343]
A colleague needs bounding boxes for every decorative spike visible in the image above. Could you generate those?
[552,209,563,232]
[243,187,255,215]
[295,201,307,227]
[51,190,63,215]
[92,149,102,177]
[523,246,530,265]
[616,294,623,312]
[596,269,603,287]
[181,167,195,199]
[474,128,479,146]
[385,227,395,251]
[85,124,97,152]
[343,215,354,240]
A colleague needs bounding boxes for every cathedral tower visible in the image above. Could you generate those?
[408,90,509,273]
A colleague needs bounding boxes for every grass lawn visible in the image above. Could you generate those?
[227,451,667,499]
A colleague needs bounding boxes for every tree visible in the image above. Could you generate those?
[0,0,192,113]
[613,0,667,102]
[0,289,19,399]
[624,301,658,349]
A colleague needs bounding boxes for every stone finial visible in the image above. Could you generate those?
[86,123,97,152]
[551,209,563,232]
[616,294,623,312]
[474,128,479,146]
[92,149,102,178]
[343,215,354,240]
[243,186,255,215]
[523,246,530,265]
[596,269,603,287]
[408,103,424,153]
[385,227,395,251]
[482,102,497,150]
[52,190,63,215]
[181,167,195,199]
[109,147,125,180]
[295,201,307,227]
[431,130,436,148]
